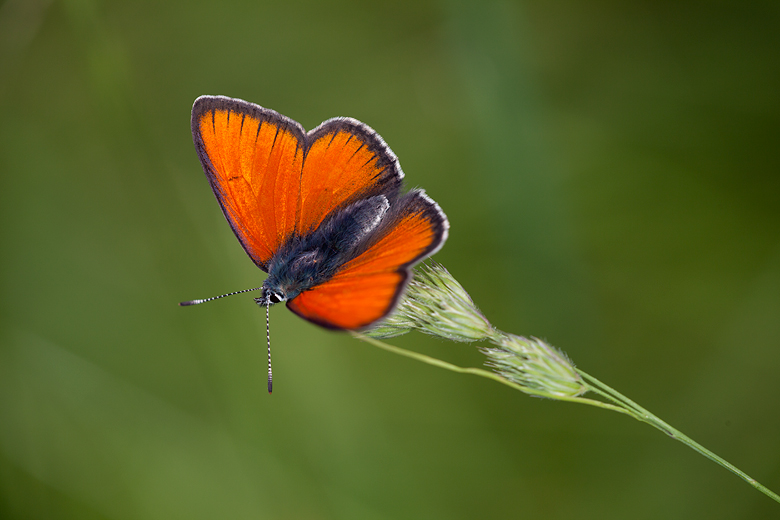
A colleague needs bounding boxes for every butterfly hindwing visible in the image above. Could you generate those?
[286,190,449,329]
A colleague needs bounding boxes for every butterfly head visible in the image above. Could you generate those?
[254,284,288,307]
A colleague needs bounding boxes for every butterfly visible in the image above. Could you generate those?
[181,95,449,391]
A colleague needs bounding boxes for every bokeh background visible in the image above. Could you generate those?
[2,1,779,518]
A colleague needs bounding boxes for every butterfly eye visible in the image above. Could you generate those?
[269,292,284,304]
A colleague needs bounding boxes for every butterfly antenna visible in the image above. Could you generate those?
[266,300,273,394]
[178,287,263,306]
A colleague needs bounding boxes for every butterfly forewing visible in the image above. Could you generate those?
[193,96,305,270]
[192,97,405,272]
[298,119,403,235]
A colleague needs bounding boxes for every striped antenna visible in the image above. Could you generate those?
[179,287,263,306]
[266,300,273,394]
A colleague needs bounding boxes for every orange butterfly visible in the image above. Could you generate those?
[181,96,448,391]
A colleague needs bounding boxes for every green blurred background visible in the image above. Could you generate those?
[2,1,779,518]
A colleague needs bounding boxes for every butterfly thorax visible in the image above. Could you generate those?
[255,195,391,307]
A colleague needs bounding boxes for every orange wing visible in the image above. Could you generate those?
[192,96,402,271]
[298,118,403,235]
[286,191,449,329]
